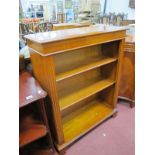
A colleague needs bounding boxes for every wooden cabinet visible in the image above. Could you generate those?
[25,25,126,151]
[119,35,135,107]
[19,71,57,155]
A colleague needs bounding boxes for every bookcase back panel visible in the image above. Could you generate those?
[102,41,120,58]
[61,93,97,117]
[61,85,115,117]
[57,62,117,96]
[98,85,115,108]
[100,62,117,81]
[53,45,102,75]
[53,41,119,76]
[62,85,115,142]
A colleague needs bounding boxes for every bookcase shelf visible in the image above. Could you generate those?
[25,25,126,151]
[62,98,113,143]
[56,57,117,82]
[61,83,115,143]
[59,79,115,113]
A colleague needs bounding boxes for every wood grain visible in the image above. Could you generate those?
[62,99,113,143]
[19,71,47,108]
[20,122,47,148]
[25,25,127,44]
[30,50,65,144]
[59,79,115,112]
[111,39,125,108]
[26,25,126,150]
[119,41,135,102]
[56,57,117,82]
[25,25,126,55]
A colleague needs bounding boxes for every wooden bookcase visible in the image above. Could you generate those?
[25,25,126,151]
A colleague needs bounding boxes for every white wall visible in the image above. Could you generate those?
[104,0,135,20]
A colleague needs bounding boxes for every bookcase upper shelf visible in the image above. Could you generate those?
[56,57,117,82]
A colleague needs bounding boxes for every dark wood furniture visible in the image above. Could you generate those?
[121,20,135,26]
[25,24,126,152]
[19,23,34,42]
[35,22,52,33]
[19,71,57,155]
[101,13,128,26]
[119,34,135,107]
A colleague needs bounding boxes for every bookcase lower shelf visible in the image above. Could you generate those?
[57,99,115,150]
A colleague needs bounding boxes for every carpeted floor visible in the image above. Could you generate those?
[65,100,135,155]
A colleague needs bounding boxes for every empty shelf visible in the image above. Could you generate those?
[20,122,47,148]
[62,99,114,143]
[56,57,117,82]
[59,79,115,112]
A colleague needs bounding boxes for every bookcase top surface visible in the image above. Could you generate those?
[25,24,127,44]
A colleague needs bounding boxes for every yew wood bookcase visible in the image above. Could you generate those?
[25,24,126,151]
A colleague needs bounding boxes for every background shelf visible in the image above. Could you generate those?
[20,116,47,148]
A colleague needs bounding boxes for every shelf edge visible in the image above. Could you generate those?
[56,58,118,82]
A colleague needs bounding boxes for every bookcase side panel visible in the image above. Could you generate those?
[112,39,125,108]
[29,49,65,145]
